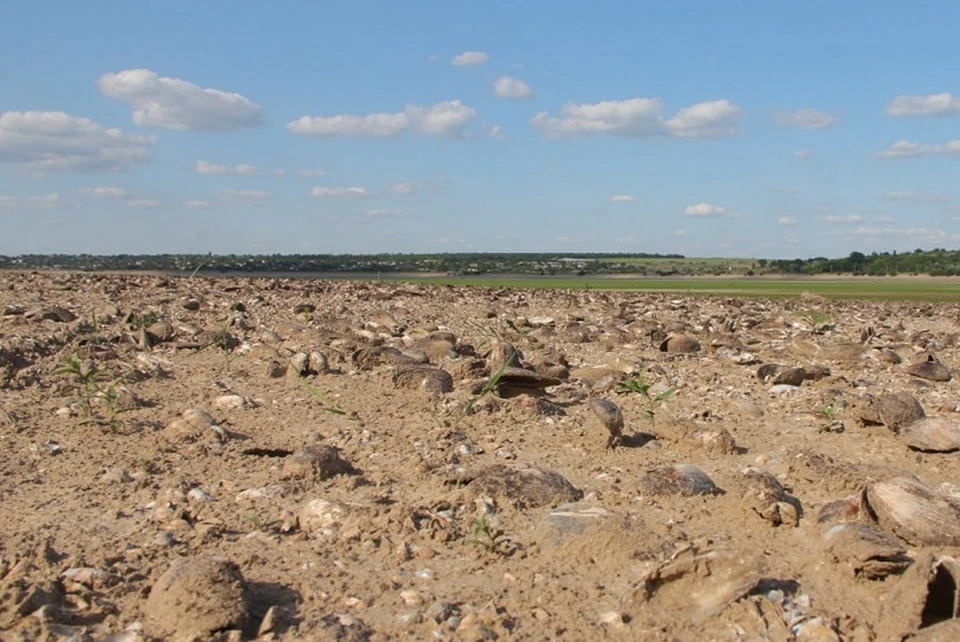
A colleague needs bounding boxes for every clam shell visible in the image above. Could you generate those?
[495,367,561,391]
[863,478,960,546]
[877,553,960,640]
[900,417,960,453]
[857,392,925,432]
[638,465,721,497]
[773,367,806,386]
[468,463,583,509]
[822,522,911,580]
[906,359,952,382]
[659,334,700,354]
[392,366,454,393]
[740,467,801,526]
[588,398,624,448]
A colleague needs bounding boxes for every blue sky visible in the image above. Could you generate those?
[2,1,960,258]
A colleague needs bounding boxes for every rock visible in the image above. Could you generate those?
[900,417,960,453]
[588,398,624,448]
[413,338,457,361]
[144,556,249,640]
[857,392,925,431]
[659,334,700,354]
[182,299,201,311]
[468,463,583,509]
[906,357,952,382]
[638,465,722,497]
[686,427,737,455]
[164,408,221,443]
[494,367,561,396]
[145,320,175,343]
[27,306,76,322]
[354,346,421,371]
[299,499,353,538]
[282,444,358,480]
[863,477,960,546]
[214,394,247,411]
[288,352,309,377]
[488,339,523,370]
[309,351,329,374]
[392,366,454,393]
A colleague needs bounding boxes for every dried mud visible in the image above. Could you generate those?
[2,271,960,641]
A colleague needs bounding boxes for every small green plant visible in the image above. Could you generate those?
[458,349,515,424]
[818,404,838,420]
[618,370,677,425]
[301,381,361,422]
[795,308,830,332]
[243,511,278,532]
[470,516,497,549]
[57,353,131,431]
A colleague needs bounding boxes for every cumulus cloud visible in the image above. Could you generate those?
[98,69,264,131]
[684,202,735,217]
[532,98,741,139]
[127,199,159,208]
[886,191,950,203]
[876,139,960,159]
[824,214,864,223]
[82,186,128,198]
[493,76,534,100]
[887,93,960,117]
[287,100,476,138]
[311,186,367,198]
[451,51,489,66]
[0,110,153,173]
[777,216,797,226]
[297,169,327,178]
[776,109,837,129]
[608,194,636,203]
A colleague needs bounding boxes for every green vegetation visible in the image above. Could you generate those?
[617,370,677,425]
[57,353,131,431]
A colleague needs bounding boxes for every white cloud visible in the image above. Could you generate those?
[887,93,960,117]
[451,51,489,66]
[684,202,735,217]
[665,100,742,139]
[482,123,505,139]
[127,199,158,208]
[195,160,264,176]
[184,200,210,209]
[876,139,960,159]
[794,149,813,158]
[0,110,153,173]
[390,180,444,195]
[82,186,128,198]
[777,216,797,226]
[287,100,476,138]
[674,229,687,236]
[297,169,327,178]
[531,98,741,139]
[365,208,403,217]
[218,188,271,202]
[824,214,864,223]
[98,69,264,131]
[847,226,958,244]
[886,191,950,203]
[493,76,534,100]
[776,109,837,130]
[311,186,367,198]
[608,194,636,203]
[27,193,60,208]
[0,193,61,208]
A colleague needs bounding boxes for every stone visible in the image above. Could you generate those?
[282,444,357,480]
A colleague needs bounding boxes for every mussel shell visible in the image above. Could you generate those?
[822,522,911,580]
[900,417,960,453]
[863,478,960,546]
[588,398,624,433]
[639,465,722,497]
[659,334,700,354]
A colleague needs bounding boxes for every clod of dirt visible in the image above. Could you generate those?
[773,367,807,387]
[493,367,561,397]
[488,339,523,370]
[862,478,960,546]
[900,417,960,453]
[282,443,358,480]
[906,357,952,382]
[685,426,737,455]
[740,467,801,526]
[625,545,763,623]
[299,498,359,538]
[392,365,454,393]
[468,463,582,509]
[659,333,700,353]
[143,555,249,640]
[588,398,624,448]
[163,408,222,443]
[638,465,722,497]
[856,392,925,432]
[822,522,912,580]
[877,553,960,640]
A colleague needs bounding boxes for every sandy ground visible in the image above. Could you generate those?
[2,271,960,641]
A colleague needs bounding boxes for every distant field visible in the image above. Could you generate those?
[403,275,960,302]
